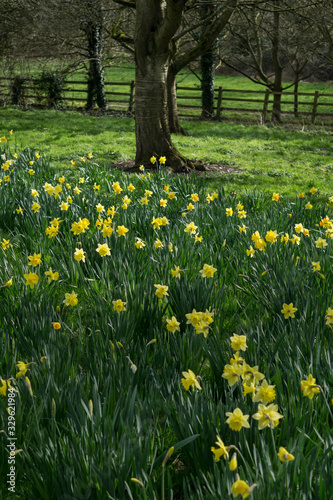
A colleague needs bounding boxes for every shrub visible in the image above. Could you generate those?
[35,70,66,108]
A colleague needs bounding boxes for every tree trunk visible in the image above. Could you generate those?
[271,0,283,123]
[86,24,107,111]
[294,78,299,117]
[134,0,194,171]
[201,44,217,119]
[167,67,189,135]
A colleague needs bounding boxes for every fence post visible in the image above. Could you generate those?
[72,76,74,108]
[216,86,223,119]
[311,91,319,124]
[262,89,270,123]
[128,80,135,112]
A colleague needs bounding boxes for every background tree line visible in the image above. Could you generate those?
[1,0,332,169]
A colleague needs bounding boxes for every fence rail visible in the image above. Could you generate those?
[0,77,332,124]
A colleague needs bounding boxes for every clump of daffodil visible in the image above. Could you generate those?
[185,309,214,338]
[251,231,266,251]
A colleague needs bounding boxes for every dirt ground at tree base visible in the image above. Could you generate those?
[109,160,244,176]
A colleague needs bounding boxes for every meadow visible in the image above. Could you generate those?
[1,107,333,197]
[0,121,332,500]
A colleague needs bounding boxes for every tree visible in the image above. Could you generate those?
[220,0,329,122]
[200,1,219,119]
[113,0,238,170]
[0,0,118,110]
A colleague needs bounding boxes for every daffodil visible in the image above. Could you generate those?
[312,261,321,272]
[281,303,297,319]
[229,453,238,471]
[0,379,14,397]
[252,379,276,403]
[44,268,59,283]
[28,253,42,267]
[31,202,41,213]
[278,447,295,462]
[252,403,283,429]
[166,316,180,333]
[171,266,181,278]
[211,436,229,461]
[1,239,12,250]
[325,307,333,326]
[23,272,39,289]
[315,237,327,249]
[181,369,202,391]
[222,364,243,387]
[265,230,278,243]
[246,246,255,257]
[231,479,256,498]
[184,222,198,234]
[112,299,126,312]
[242,363,265,385]
[96,243,111,257]
[117,225,129,237]
[63,291,78,307]
[135,238,145,249]
[74,248,86,262]
[226,408,250,431]
[154,284,168,299]
[230,333,247,351]
[199,264,217,278]
[301,374,321,399]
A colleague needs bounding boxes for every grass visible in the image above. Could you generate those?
[0,106,333,197]
[0,142,332,499]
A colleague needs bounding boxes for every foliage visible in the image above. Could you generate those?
[0,132,332,498]
[10,76,25,106]
[35,71,66,108]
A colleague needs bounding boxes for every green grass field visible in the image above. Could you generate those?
[0,107,332,197]
[0,140,332,499]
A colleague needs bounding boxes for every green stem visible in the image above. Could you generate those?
[161,466,165,500]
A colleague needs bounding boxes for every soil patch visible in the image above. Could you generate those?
[109,160,244,176]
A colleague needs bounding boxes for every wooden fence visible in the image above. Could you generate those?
[1,77,332,124]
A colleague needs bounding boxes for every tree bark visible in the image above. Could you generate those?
[86,24,108,110]
[200,1,218,120]
[271,0,283,122]
[201,44,217,119]
[167,67,189,135]
[134,0,194,170]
